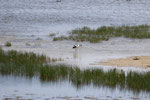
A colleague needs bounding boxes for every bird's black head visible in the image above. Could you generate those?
[73,45,78,48]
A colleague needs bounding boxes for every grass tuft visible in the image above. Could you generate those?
[5,42,11,47]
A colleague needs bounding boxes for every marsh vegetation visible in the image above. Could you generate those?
[0,48,62,77]
[49,33,56,37]
[5,42,11,47]
[53,25,150,43]
[0,48,150,93]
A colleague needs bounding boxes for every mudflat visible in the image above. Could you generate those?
[100,56,150,68]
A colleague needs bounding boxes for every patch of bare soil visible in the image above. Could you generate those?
[100,56,150,68]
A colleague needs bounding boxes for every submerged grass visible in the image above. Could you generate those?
[0,48,150,92]
[53,25,150,43]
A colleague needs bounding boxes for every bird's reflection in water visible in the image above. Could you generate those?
[72,44,82,60]
[73,49,79,59]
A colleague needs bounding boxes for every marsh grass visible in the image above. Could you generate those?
[0,48,150,92]
[40,66,150,93]
[54,25,150,43]
[49,33,56,37]
[127,71,150,92]
[0,48,62,77]
[47,57,63,63]
[0,48,46,77]
[5,41,11,47]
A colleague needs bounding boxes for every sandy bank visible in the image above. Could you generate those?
[100,56,150,68]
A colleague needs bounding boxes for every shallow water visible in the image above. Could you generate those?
[0,75,150,100]
[0,0,150,99]
[0,0,150,37]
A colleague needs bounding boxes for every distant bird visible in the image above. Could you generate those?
[73,44,82,49]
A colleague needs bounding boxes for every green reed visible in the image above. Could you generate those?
[53,25,150,43]
[0,48,61,77]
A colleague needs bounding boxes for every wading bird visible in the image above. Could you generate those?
[73,44,82,49]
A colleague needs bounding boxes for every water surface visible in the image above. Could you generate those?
[0,0,150,37]
[0,75,150,100]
